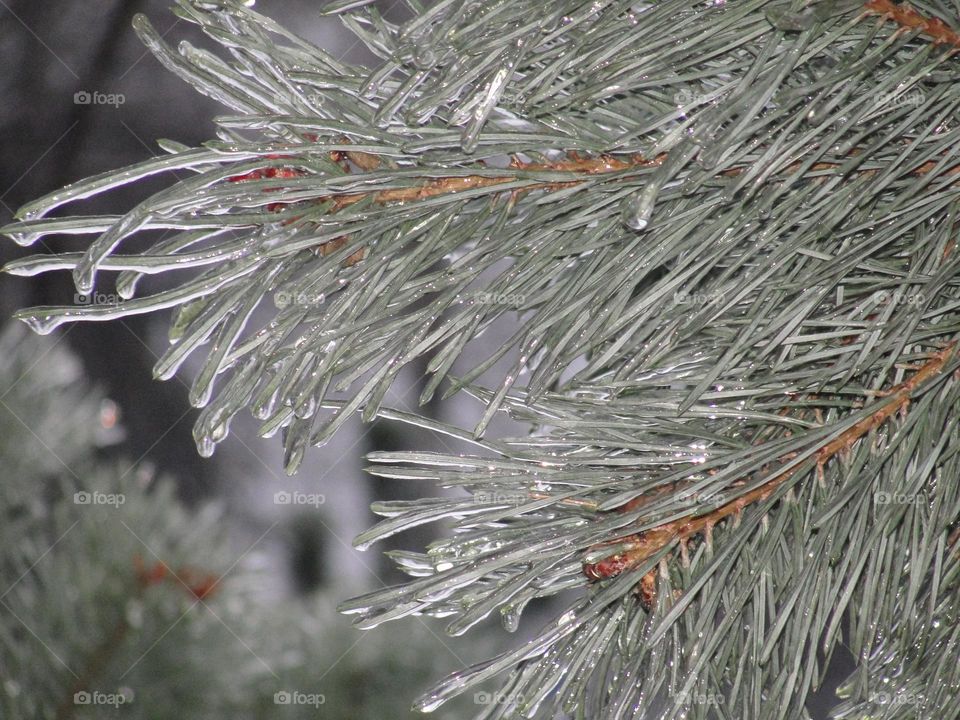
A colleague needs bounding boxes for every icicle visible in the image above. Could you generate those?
[619,144,697,231]
[14,257,259,336]
[619,190,655,231]
[460,38,526,154]
[14,147,248,221]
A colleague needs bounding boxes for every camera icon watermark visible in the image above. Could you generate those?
[74,291,123,307]
[676,690,724,706]
[73,90,125,108]
[74,491,125,507]
[73,689,133,707]
[473,490,526,505]
[675,488,726,509]
[474,691,521,706]
[873,89,924,110]
[474,291,525,307]
[674,290,725,307]
[869,690,924,707]
[871,290,925,306]
[674,87,711,107]
[273,92,324,107]
[273,690,325,706]
[274,291,325,309]
[273,490,326,507]
[874,491,921,506]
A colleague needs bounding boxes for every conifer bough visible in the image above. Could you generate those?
[5,0,960,717]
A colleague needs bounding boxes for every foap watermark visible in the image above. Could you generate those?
[674,290,725,307]
[674,87,712,107]
[274,490,326,507]
[675,488,726,509]
[74,490,125,507]
[273,91,324,107]
[473,490,526,505]
[274,291,325,309]
[74,291,123,307]
[73,689,133,707]
[875,491,923,506]
[676,690,724,706]
[273,690,325,707]
[871,290,925,306]
[74,90,125,108]
[872,88,925,111]
[869,690,925,708]
[475,291,525,307]
[474,691,523,706]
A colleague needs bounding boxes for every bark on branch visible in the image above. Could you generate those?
[583,342,958,584]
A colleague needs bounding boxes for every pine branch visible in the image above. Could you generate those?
[582,341,958,585]
[5,0,960,717]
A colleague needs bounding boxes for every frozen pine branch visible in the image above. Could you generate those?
[5,0,960,717]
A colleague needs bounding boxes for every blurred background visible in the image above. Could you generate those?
[0,1,528,716]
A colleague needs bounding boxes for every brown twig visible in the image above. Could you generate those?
[54,614,131,720]
[864,0,960,48]
[326,152,666,211]
[948,525,960,549]
[54,555,222,719]
[583,342,957,584]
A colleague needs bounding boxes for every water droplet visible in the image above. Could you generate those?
[17,312,66,335]
[5,231,42,247]
[294,395,317,420]
[73,264,96,296]
[413,47,438,70]
[620,191,653,231]
[196,436,215,458]
[252,397,274,420]
[461,130,479,155]
[413,691,445,713]
[501,604,521,632]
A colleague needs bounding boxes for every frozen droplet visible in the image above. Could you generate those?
[252,397,275,420]
[413,47,438,70]
[17,312,67,335]
[620,191,653,231]
[501,604,521,632]
[696,143,729,169]
[4,231,43,247]
[208,419,229,444]
[284,443,305,475]
[413,691,445,713]
[294,394,317,420]
[196,435,215,458]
